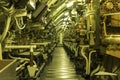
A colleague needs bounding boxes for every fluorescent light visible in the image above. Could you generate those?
[67,1,74,8]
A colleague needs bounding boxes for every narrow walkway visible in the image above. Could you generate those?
[40,47,80,80]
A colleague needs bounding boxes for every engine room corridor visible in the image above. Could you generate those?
[1,0,120,80]
[39,47,81,80]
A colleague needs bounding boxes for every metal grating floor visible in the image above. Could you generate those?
[39,47,82,80]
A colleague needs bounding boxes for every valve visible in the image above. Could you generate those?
[104,1,115,12]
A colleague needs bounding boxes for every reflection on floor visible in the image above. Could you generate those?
[40,47,81,80]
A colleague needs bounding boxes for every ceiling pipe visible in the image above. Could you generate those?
[32,2,47,18]
[51,8,67,22]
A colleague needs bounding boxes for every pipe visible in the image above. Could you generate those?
[16,61,28,71]
[0,15,11,60]
[90,64,100,76]
[6,45,36,66]
[31,42,51,46]
[15,17,26,30]
[48,0,65,8]
[8,53,37,66]
[103,20,107,36]
[14,9,27,17]
[88,50,96,74]
[5,45,36,49]
[32,3,47,18]
[95,71,117,76]
[35,62,45,78]
[50,3,66,18]
[0,15,11,43]
[81,45,89,74]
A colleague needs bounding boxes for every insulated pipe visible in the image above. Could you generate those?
[50,3,66,18]
[31,42,51,46]
[32,3,47,18]
[81,45,89,74]
[48,0,65,8]
[88,50,96,74]
[53,13,64,24]
[5,45,36,49]
[6,45,36,67]
[8,53,37,67]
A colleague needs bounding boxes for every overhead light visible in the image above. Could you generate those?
[64,17,68,21]
[64,12,69,16]
[66,1,74,8]
[28,0,36,10]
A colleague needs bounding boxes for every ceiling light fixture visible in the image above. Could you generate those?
[66,1,74,8]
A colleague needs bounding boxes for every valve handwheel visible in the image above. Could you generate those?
[104,1,115,11]
[106,2,113,9]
